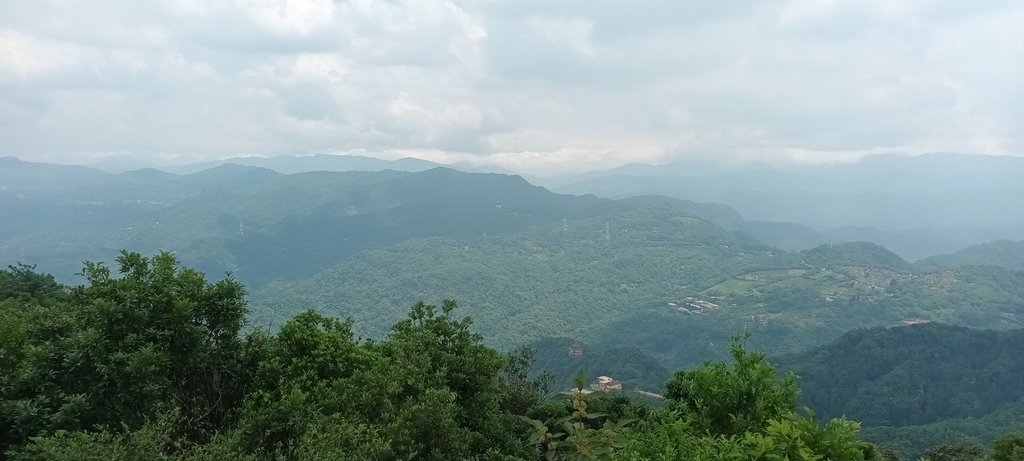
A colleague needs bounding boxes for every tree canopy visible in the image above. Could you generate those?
[2,252,1021,460]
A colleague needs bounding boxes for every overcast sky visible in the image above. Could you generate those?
[1,0,1022,174]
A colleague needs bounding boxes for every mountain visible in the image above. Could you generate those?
[0,158,840,291]
[801,241,910,269]
[917,240,1024,272]
[253,206,781,343]
[776,323,1024,458]
[552,153,1024,259]
[254,204,1024,382]
[0,156,113,195]
[615,195,826,251]
[6,158,1024,372]
[1,165,644,288]
[159,153,442,175]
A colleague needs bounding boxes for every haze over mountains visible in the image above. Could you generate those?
[10,152,1024,261]
[5,152,1022,285]
[4,152,1024,455]
[5,152,1024,352]
[553,153,1024,260]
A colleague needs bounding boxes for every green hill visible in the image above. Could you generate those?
[917,240,1024,271]
[253,207,779,344]
[776,323,1024,458]
[1,165,627,288]
[802,241,910,269]
[6,158,1024,401]
[255,206,1024,388]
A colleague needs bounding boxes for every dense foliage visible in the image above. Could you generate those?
[2,253,947,460]
[4,254,1024,460]
[257,209,1024,378]
[777,324,1024,458]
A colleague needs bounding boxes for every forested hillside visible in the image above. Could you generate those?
[1,160,630,287]
[8,157,1024,391]
[777,324,1024,458]
[256,214,1024,387]
[917,240,1024,272]
[7,159,807,289]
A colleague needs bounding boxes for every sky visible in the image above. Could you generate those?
[1,0,1022,175]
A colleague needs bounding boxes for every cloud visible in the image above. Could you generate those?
[0,0,1021,173]
[0,30,82,81]
[527,17,599,60]
[236,0,336,36]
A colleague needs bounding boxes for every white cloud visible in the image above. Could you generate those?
[0,0,1022,172]
[0,30,80,80]
[235,0,336,36]
[528,17,599,59]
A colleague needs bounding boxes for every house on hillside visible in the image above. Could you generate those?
[560,375,625,395]
[590,376,623,392]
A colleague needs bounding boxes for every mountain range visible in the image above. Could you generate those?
[4,153,1024,456]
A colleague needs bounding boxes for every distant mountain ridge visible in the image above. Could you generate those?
[158,153,443,175]
[0,156,850,287]
[551,153,1024,259]
[0,156,114,194]
[0,163,630,287]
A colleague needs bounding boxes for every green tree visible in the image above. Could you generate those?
[0,263,65,303]
[664,336,799,436]
[1,251,249,455]
[920,440,984,461]
[622,339,877,461]
[992,433,1024,461]
[524,373,635,461]
[230,300,536,460]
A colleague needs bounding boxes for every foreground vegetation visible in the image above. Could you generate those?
[2,253,1023,460]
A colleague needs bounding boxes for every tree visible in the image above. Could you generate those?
[0,263,65,303]
[1,251,249,454]
[920,440,984,461]
[992,433,1024,461]
[664,336,799,436]
[622,338,878,461]
[230,300,536,460]
[524,373,635,461]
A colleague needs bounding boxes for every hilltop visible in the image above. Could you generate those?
[917,240,1024,272]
